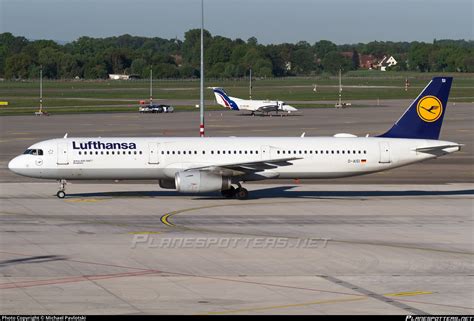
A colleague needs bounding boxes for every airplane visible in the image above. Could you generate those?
[210,87,298,116]
[8,77,462,200]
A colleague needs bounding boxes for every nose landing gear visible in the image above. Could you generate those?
[56,179,67,198]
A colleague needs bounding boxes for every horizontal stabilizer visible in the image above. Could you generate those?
[413,144,463,155]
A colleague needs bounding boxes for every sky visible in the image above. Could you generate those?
[1,0,472,44]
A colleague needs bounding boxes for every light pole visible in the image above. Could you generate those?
[199,0,205,137]
[39,66,43,114]
[150,66,153,105]
[249,67,252,100]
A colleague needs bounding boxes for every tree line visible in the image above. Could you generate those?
[0,31,473,80]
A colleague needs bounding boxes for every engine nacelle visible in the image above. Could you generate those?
[175,171,231,193]
[159,179,176,189]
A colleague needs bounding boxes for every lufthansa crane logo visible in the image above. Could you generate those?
[417,96,443,122]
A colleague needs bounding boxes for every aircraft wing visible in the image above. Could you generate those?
[256,105,279,113]
[185,157,302,176]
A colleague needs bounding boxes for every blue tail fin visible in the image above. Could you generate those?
[212,87,239,110]
[379,77,452,140]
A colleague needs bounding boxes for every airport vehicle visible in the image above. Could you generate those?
[211,87,298,116]
[139,104,174,113]
[9,77,461,200]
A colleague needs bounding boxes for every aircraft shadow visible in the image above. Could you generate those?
[0,255,67,268]
[67,186,474,200]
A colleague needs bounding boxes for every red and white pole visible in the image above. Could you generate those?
[199,0,205,137]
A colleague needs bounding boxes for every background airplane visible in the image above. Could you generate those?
[211,87,298,116]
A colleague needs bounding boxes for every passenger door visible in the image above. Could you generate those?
[379,142,391,163]
[57,143,69,165]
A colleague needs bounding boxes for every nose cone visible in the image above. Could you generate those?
[286,105,298,112]
[8,156,23,175]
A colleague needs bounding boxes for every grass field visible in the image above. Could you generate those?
[0,72,472,115]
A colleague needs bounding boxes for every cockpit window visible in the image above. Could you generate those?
[23,149,43,155]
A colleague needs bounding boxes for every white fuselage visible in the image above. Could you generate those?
[8,136,459,181]
[230,97,297,113]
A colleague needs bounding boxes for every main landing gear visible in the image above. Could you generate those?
[56,179,67,198]
[221,184,249,200]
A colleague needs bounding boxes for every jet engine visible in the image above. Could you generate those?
[175,170,231,193]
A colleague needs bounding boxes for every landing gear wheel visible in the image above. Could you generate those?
[57,179,67,199]
[235,188,249,200]
[221,186,236,198]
